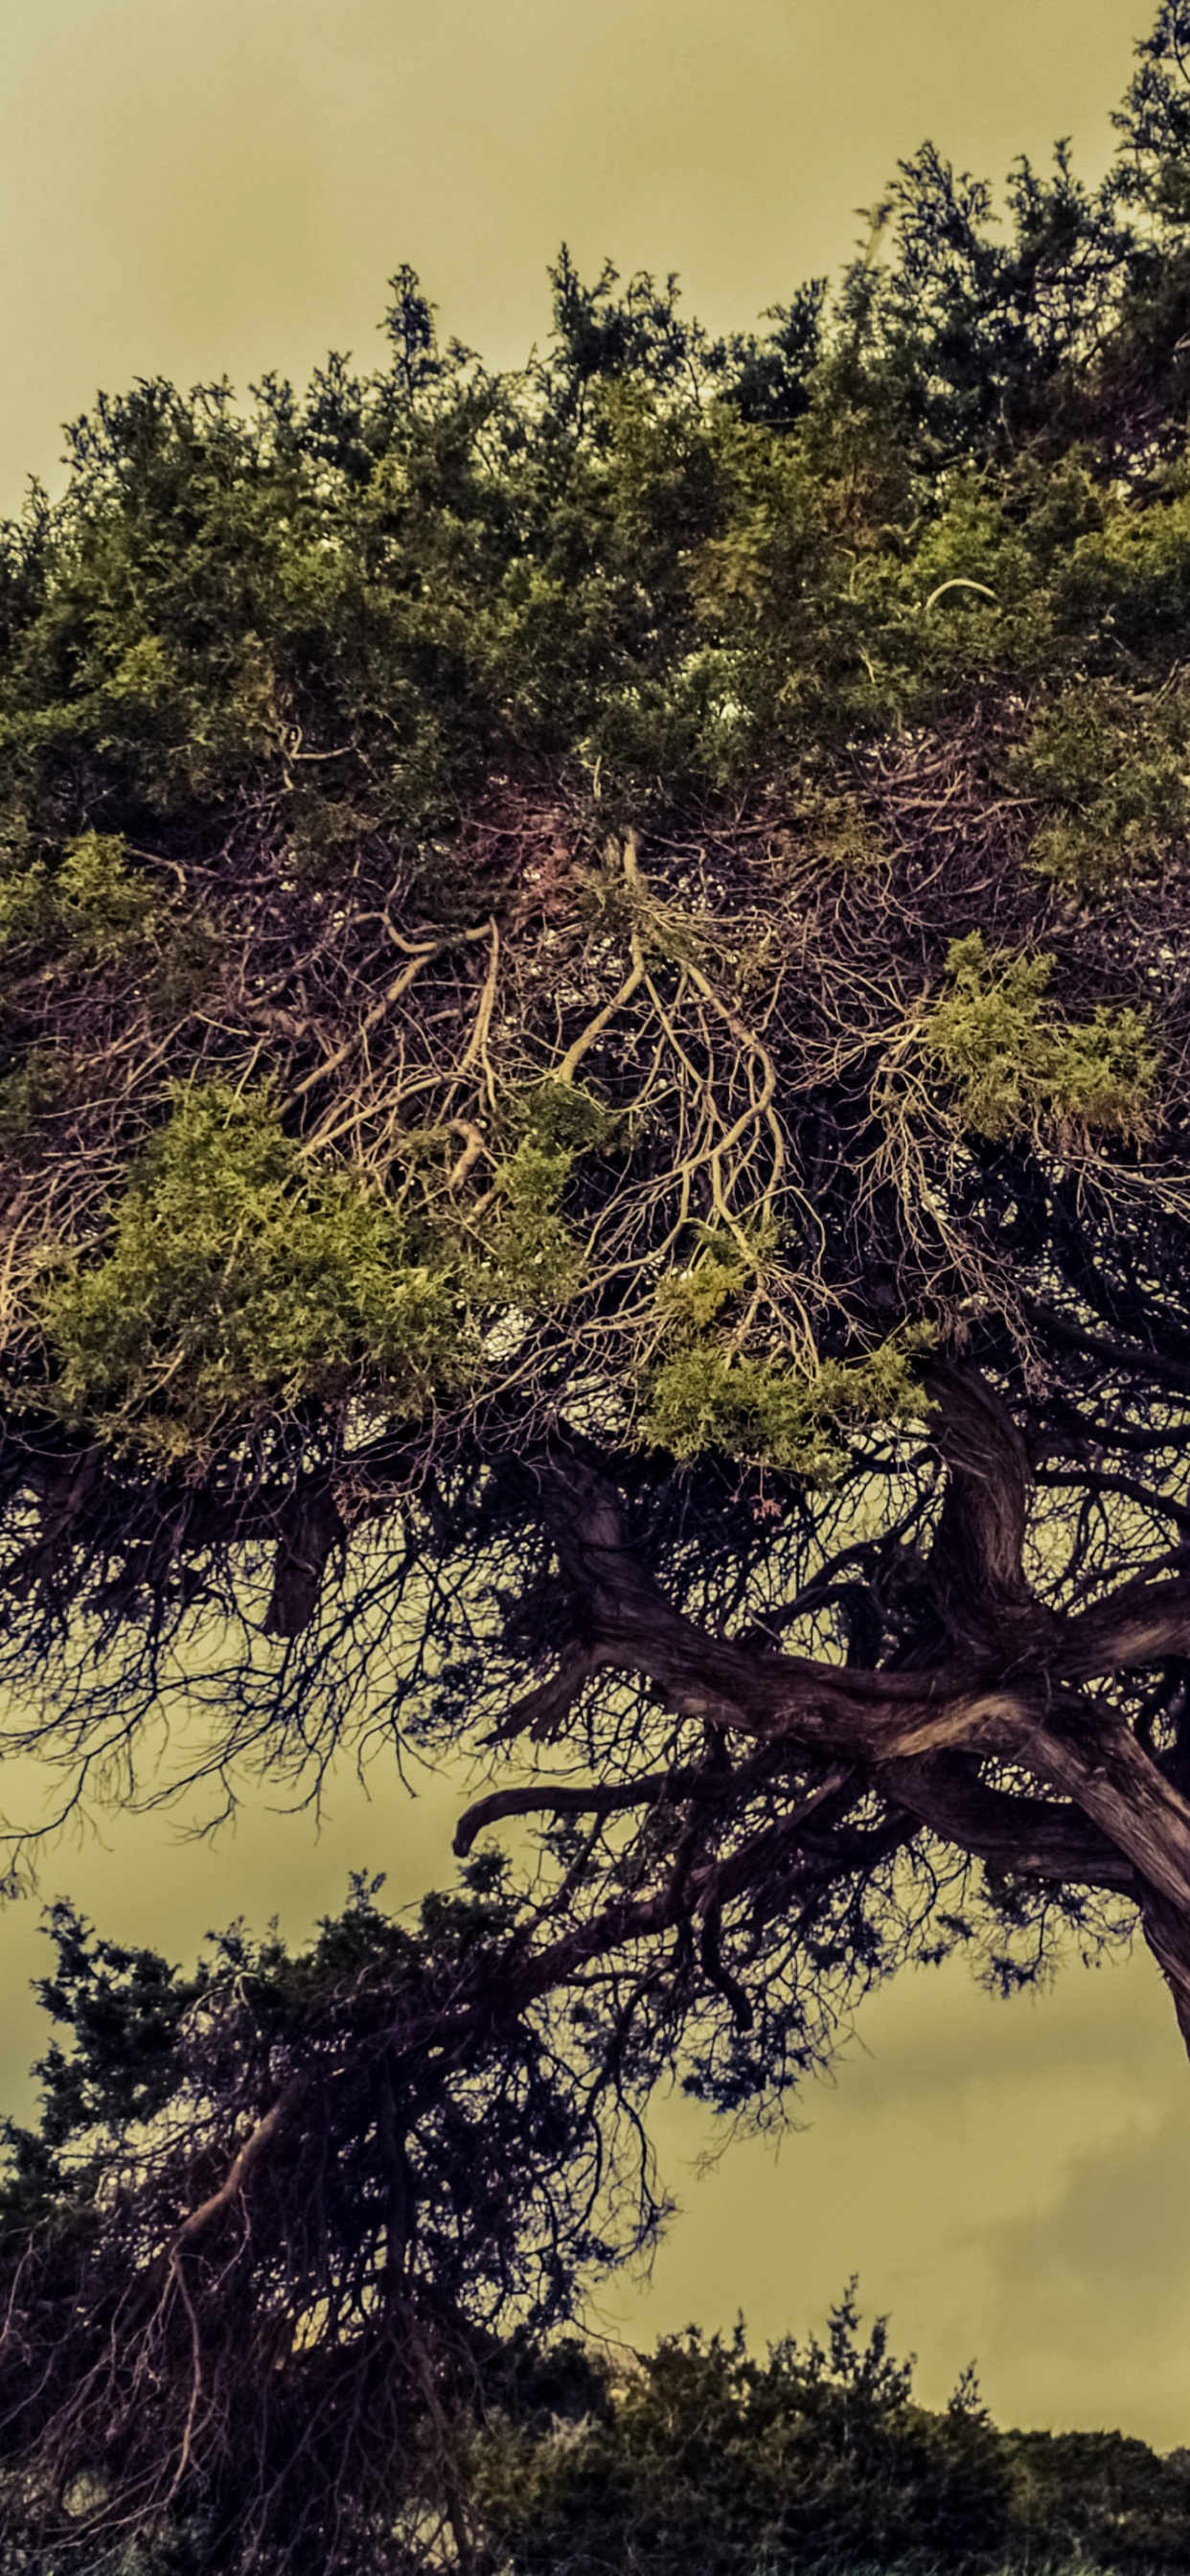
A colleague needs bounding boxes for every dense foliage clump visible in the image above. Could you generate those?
[6,102,1190,1484]
[34,1083,469,1461]
[922,933,1158,1143]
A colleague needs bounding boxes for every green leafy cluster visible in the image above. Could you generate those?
[0,10,1184,855]
[924,932,1159,1143]
[474,2312,1005,2576]
[34,1084,469,1460]
[0,830,157,966]
[0,1046,74,1156]
[474,1081,615,1310]
[484,1138,586,1310]
[652,1234,760,1337]
[501,1077,618,1156]
[641,1237,933,1477]
[641,1337,933,1478]
[3,159,1190,862]
[28,1076,611,1454]
[8,1880,1190,2576]
[1014,681,1190,889]
[641,1256,929,1486]
[789,789,888,875]
[0,52,1186,1477]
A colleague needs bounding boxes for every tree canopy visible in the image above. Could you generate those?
[8,5,1190,2563]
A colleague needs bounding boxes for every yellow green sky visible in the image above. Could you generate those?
[3,0,1188,2450]
[0,0,1145,512]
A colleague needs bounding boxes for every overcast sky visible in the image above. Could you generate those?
[0,0,1145,512]
[3,0,1187,2452]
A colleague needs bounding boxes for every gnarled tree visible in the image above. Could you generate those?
[7,8,1190,2564]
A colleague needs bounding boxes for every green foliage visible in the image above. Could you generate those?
[790,789,888,874]
[924,932,1159,1142]
[0,831,157,966]
[5,1879,1190,2576]
[0,1873,512,2227]
[472,1081,616,1310]
[640,1231,934,1477]
[0,1046,73,1155]
[653,1233,757,1335]
[11,1880,1190,2576]
[281,791,371,886]
[0,1867,640,2572]
[1003,2423,1190,2572]
[8,31,1190,2567]
[0,193,1167,865]
[485,1138,586,1309]
[1014,682,1190,888]
[53,830,160,960]
[1,1898,210,2185]
[0,856,50,957]
[501,1077,618,1156]
[641,1327,934,1479]
[1050,481,1190,650]
[821,141,1133,469]
[28,1072,606,1454]
[35,1083,469,1460]
[0,155,1178,870]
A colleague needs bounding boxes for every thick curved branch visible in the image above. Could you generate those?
[1027,1299,1190,1400]
[453,1764,701,1857]
[880,1750,1137,1891]
[490,1648,598,1744]
[921,1362,1038,1650]
[162,2084,301,2279]
[1017,1694,1190,1918]
[1062,1569,1190,1679]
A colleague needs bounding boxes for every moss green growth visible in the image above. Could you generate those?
[283,793,371,886]
[639,1328,934,1479]
[0,859,52,958]
[1013,684,1190,890]
[56,831,160,961]
[1052,474,1190,652]
[924,933,1158,1143]
[644,1237,931,1474]
[36,1085,469,1461]
[472,1082,617,1309]
[792,790,887,874]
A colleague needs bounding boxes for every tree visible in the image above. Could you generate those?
[0,1872,650,2570]
[468,2297,1014,2576]
[466,2305,1190,2576]
[5,8,1190,2561]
